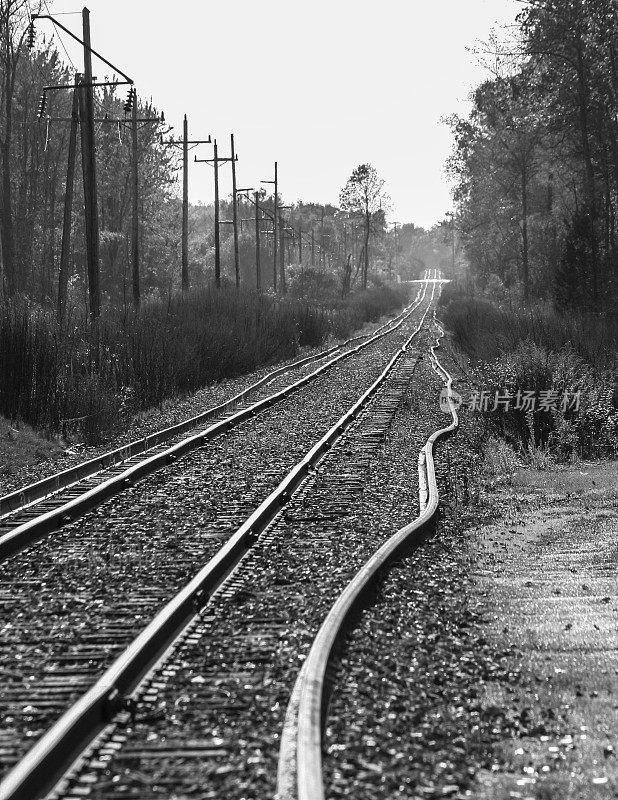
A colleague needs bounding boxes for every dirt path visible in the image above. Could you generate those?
[468,461,618,799]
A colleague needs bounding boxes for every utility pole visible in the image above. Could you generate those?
[240,190,274,293]
[195,141,236,287]
[182,114,188,292]
[232,185,253,289]
[320,207,325,269]
[230,133,240,288]
[213,140,220,286]
[123,94,161,307]
[30,8,134,317]
[79,8,100,318]
[311,227,315,266]
[277,204,292,294]
[298,224,302,264]
[130,91,140,306]
[62,95,161,310]
[255,191,261,291]
[261,162,277,292]
[164,118,211,291]
[58,82,80,324]
[279,216,285,293]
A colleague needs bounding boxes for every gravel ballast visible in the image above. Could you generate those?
[41,321,448,799]
[0,298,430,782]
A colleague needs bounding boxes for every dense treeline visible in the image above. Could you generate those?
[448,0,618,310]
[0,5,437,441]
[0,4,451,307]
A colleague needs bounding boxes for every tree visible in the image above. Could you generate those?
[0,0,33,296]
[339,164,388,289]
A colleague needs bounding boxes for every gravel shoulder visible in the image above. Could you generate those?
[468,461,618,800]
[321,333,618,800]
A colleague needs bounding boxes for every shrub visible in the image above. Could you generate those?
[0,284,408,443]
[440,291,618,461]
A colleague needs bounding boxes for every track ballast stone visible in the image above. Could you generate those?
[48,328,447,799]
[0,298,429,782]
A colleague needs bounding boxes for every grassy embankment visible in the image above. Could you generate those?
[0,284,408,446]
[439,283,618,465]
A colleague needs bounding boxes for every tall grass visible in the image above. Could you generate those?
[439,285,618,370]
[440,285,618,461]
[0,284,408,442]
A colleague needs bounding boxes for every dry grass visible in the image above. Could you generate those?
[0,415,64,485]
[0,284,408,443]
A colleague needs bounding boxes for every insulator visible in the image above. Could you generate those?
[36,93,47,119]
[123,87,134,113]
[26,22,35,49]
[160,111,165,123]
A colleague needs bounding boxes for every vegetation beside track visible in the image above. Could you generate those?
[439,283,618,463]
[0,283,408,444]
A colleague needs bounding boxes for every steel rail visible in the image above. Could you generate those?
[0,279,436,800]
[286,279,460,800]
[0,286,424,520]
[0,282,429,563]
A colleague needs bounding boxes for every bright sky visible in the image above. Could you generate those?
[41,0,520,228]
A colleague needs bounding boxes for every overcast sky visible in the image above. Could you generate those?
[40,0,520,228]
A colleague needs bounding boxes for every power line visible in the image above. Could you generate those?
[43,0,76,71]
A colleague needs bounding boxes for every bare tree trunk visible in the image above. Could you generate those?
[0,143,16,295]
[521,160,529,303]
[575,41,599,307]
[363,210,370,289]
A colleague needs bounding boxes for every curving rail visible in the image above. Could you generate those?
[0,279,430,563]
[278,294,459,800]
[0,278,437,800]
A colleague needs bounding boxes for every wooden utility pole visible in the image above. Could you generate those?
[58,84,79,323]
[298,224,302,263]
[230,133,240,288]
[320,207,325,269]
[195,141,235,288]
[31,9,136,314]
[165,119,210,291]
[273,163,278,293]
[213,139,220,286]
[311,227,315,266]
[255,191,261,291]
[79,8,100,317]
[261,162,278,292]
[131,92,140,306]
[181,114,189,291]
[279,215,286,294]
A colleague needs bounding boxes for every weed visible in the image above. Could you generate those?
[0,285,408,443]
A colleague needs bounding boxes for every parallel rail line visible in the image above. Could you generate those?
[278,299,459,800]
[0,279,437,800]
[0,280,429,563]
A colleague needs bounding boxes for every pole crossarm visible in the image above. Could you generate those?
[43,80,132,92]
[32,14,133,84]
[195,155,236,163]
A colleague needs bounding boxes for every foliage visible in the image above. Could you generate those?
[339,164,389,289]
[0,284,408,442]
[441,287,618,461]
[448,0,618,310]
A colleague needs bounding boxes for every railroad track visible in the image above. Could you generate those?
[0,277,428,562]
[277,302,459,800]
[0,275,440,799]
